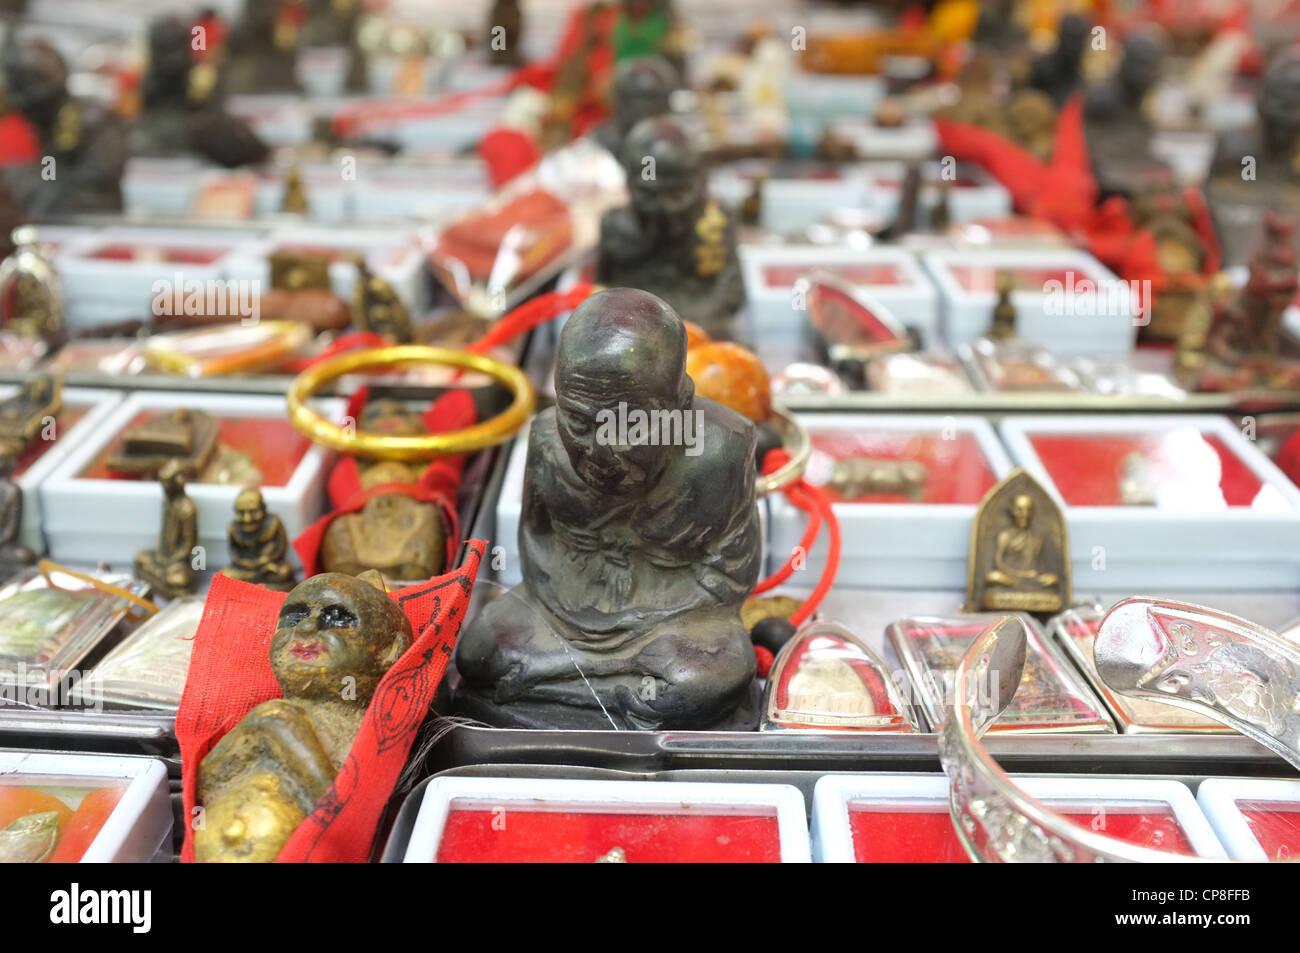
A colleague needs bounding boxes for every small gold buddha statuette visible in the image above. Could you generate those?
[221,489,296,591]
[986,270,1018,342]
[135,460,199,599]
[0,374,61,459]
[966,468,1070,615]
[194,571,411,862]
[351,257,413,343]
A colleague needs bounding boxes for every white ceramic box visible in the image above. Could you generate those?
[999,414,1300,590]
[923,247,1141,356]
[758,165,876,232]
[0,750,172,863]
[350,160,491,222]
[122,157,211,216]
[400,776,811,863]
[811,773,1226,862]
[827,116,939,161]
[53,228,262,332]
[1197,778,1300,862]
[862,160,1012,225]
[3,386,123,555]
[769,414,1013,588]
[739,244,939,349]
[226,225,430,316]
[40,391,341,567]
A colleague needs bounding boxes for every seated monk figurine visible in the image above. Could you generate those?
[597,116,745,340]
[986,495,1059,591]
[134,460,199,599]
[455,288,761,731]
[221,489,295,591]
[593,56,678,156]
[351,259,413,344]
[320,400,447,583]
[0,453,36,579]
[194,571,410,862]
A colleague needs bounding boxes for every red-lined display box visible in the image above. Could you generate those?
[399,777,811,863]
[999,414,1300,590]
[1198,778,1300,862]
[769,414,1011,588]
[812,774,1226,862]
[40,391,341,567]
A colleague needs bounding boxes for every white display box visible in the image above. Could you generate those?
[495,424,770,588]
[40,391,342,567]
[828,116,938,161]
[758,165,876,232]
[769,414,1012,588]
[3,386,124,555]
[739,244,939,349]
[812,773,1226,862]
[862,160,1012,225]
[122,157,211,216]
[253,168,355,223]
[0,750,172,863]
[54,228,263,332]
[350,161,491,222]
[1197,778,1300,862]
[999,414,1300,591]
[227,95,323,146]
[783,73,887,123]
[226,225,430,316]
[400,776,811,863]
[923,247,1140,356]
[297,46,352,98]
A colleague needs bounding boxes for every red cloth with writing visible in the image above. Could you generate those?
[292,388,477,577]
[176,541,485,863]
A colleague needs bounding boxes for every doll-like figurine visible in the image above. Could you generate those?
[135,461,199,599]
[1028,12,1089,107]
[221,489,295,591]
[194,571,410,862]
[0,40,126,215]
[986,271,1018,341]
[593,56,678,156]
[597,117,744,338]
[319,400,447,584]
[130,16,270,168]
[224,0,302,95]
[455,288,760,731]
[1212,47,1300,192]
[1084,31,1168,197]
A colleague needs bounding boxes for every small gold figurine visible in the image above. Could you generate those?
[194,570,411,862]
[0,374,61,459]
[221,488,296,591]
[966,468,1070,615]
[350,257,413,343]
[280,166,310,215]
[0,452,36,579]
[986,270,1018,341]
[0,226,65,338]
[135,460,199,599]
[828,458,927,501]
[106,408,219,479]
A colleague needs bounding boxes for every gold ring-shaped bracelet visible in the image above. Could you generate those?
[756,407,811,497]
[286,345,536,461]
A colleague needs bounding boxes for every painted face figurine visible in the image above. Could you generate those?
[194,571,410,862]
[221,489,296,591]
[597,116,745,339]
[455,288,761,730]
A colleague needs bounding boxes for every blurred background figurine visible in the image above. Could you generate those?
[224,0,302,95]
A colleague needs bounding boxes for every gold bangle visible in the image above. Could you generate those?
[757,407,811,497]
[286,345,536,461]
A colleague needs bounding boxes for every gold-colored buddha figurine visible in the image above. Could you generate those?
[280,166,310,215]
[0,374,61,459]
[350,258,412,343]
[320,400,447,584]
[828,458,928,501]
[135,460,199,599]
[966,468,1070,615]
[986,270,1018,341]
[194,571,410,862]
[0,452,36,579]
[221,489,296,591]
[0,226,65,338]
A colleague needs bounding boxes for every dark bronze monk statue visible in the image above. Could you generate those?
[455,288,761,730]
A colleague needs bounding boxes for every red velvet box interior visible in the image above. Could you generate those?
[1027,431,1273,508]
[84,244,230,265]
[808,431,998,504]
[13,405,88,478]
[848,801,1194,862]
[80,412,311,486]
[762,263,908,289]
[948,265,1080,294]
[436,804,783,863]
[1239,801,1300,862]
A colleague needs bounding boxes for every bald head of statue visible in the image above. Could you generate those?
[2,39,69,127]
[554,288,694,494]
